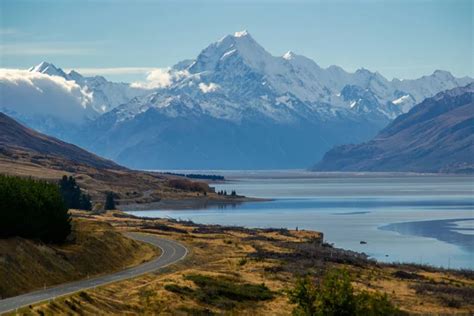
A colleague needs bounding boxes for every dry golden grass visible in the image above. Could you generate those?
[7,211,474,315]
[0,154,254,211]
[0,217,159,299]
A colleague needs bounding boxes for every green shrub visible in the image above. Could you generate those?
[164,284,194,296]
[186,274,273,303]
[167,179,209,193]
[288,276,319,316]
[288,269,403,316]
[0,175,71,243]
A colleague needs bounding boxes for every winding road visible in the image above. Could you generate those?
[0,233,188,314]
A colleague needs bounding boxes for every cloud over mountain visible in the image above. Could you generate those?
[0,69,94,122]
[131,68,190,89]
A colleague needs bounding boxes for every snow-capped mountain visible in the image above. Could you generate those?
[1,31,472,169]
[110,31,472,125]
[0,62,149,138]
[29,61,149,114]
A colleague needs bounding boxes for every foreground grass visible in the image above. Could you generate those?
[7,210,474,315]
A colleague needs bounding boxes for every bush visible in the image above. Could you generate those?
[0,175,71,243]
[167,179,209,193]
[165,274,273,310]
[288,269,402,316]
[186,274,273,303]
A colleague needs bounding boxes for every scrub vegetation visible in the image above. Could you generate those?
[10,210,473,315]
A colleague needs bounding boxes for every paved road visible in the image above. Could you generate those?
[0,233,188,314]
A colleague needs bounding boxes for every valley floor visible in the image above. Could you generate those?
[4,210,474,315]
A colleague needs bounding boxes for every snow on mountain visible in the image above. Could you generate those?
[119,31,472,124]
[2,31,472,169]
[29,62,149,113]
[313,83,474,173]
[28,61,68,78]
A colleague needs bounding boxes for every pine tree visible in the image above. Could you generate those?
[59,175,92,211]
[105,192,116,210]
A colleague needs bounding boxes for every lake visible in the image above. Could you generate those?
[127,171,474,269]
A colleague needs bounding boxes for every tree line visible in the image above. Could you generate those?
[59,175,116,211]
[217,190,237,196]
[0,175,118,243]
[0,175,71,243]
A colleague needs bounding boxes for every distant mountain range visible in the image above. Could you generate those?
[28,61,148,114]
[313,84,474,173]
[1,31,472,169]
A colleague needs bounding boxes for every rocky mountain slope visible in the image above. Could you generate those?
[313,84,474,173]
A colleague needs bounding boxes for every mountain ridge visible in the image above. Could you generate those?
[312,84,474,173]
[2,31,472,169]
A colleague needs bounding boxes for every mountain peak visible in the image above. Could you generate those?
[29,61,67,78]
[283,50,296,60]
[234,30,250,38]
[29,61,54,72]
[190,30,271,73]
[432,69,454,79]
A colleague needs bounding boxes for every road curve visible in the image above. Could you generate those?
[0,233,188,314]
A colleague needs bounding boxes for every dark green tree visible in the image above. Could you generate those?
[105,192,116,210]
[0,175,71,243]
[80,193,92,211]
[59,175,92,211]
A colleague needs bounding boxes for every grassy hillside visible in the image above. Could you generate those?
[0,218,159,298]
[12,211,474,315]
[0,112,247,208]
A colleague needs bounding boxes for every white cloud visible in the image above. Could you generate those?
[199,82,220,93]
[131,68,190,89]
[0,69,94,123]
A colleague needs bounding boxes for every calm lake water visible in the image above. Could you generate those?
[128,171,474,269]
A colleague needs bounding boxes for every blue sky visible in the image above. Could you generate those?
[1,0,472,82]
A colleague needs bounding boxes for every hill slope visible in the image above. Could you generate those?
[0,112,121,170]
[313,84,474,173]
[0,218,158,298]
[0,113,239,206]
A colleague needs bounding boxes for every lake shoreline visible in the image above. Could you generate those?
[119,196,271,211]
[123,171,474,269]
